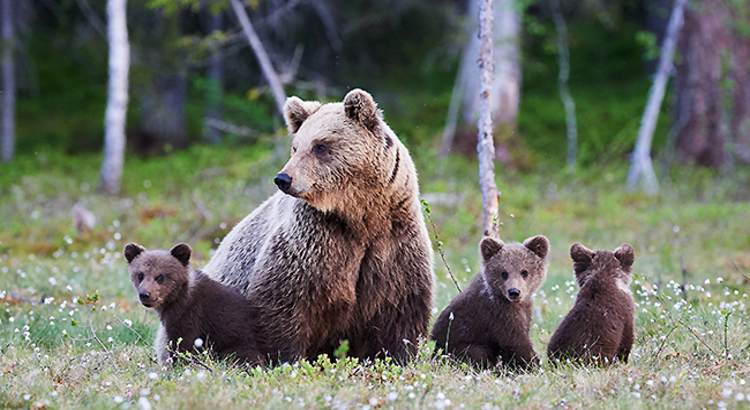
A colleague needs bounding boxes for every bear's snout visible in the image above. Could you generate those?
[139,290,154,306]
[274,173,293,193]
[507,288,521,301]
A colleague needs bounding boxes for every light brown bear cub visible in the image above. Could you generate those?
[431,235,549,370]
[547,243,635,366]
[124,243,265,366]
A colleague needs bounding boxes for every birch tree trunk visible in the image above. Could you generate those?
[441,0,521,157]
[462,0,521,127]
[626,0,686,194]
[204,10,223,145]
[99,0,129,194]
[1,0,15,163]
[550,0,577,171]
[229,0,286,116]
[477,0,499,238]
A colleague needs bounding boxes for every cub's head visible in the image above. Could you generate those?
[570,243,635,291]
[480,235,549,303]
[275,89,399,212]
[123,243,192,309]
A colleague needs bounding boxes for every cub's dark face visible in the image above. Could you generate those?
[480,235,549,303]
[570,243,635,292]
[123,243,192,309]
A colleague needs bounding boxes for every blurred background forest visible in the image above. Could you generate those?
[0,0,749,260]
[3,0,750,173]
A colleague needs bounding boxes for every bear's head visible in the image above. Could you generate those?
[570,243,635,292]
[480,235,549,303]
[275,89,399,213]
[123,243,192,310]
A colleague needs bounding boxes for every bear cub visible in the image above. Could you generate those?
[431,235,549,370]
[124,243,265,366]
[547,243,635,366]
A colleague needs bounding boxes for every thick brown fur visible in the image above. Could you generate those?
[547,243,636,366]
[204,89,434,363]
[431,235,549,370]
[124,243,266,366]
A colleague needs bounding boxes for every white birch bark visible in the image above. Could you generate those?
[230,0,286,116]
[551,0,577,171]
[1,0,15,163]
[99,0,129,194]
[462,0,521,125]
[477,0,500,237]
[627,0,687,195]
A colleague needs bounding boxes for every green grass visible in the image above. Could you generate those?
[1,146,750,409]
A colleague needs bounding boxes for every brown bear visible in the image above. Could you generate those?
[124,243,266,366]
[203,89,434,363]
[431,235,549,370]
[547,243,635,366]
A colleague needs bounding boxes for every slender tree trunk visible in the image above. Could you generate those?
[99,0,129,194]
[550,0,577,171]
[204,10,223,145]
[439,59,466,157]
[477,0,499,238]
[672,0,730,168]
[627,0,686,194]
[1,0,15,163]
[462,0,520,127]
[229,0,286,116]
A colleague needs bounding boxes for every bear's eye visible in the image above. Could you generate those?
[521,270,529,278]
[501,271,508,280]
[137,272,144,282]
[313,143,328,154]
[156,275,165,284]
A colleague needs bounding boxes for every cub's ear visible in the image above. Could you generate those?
[614,243,635,273]
[480,236,505,263]
[570,243,594,286]
[170,243,192,267]
[524,235,549,259]
[124,243,146,264]
[344,88,381,132]
[283,96,321,134]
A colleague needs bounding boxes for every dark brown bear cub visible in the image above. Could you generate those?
[431,235,549,370]
[124,243,265,366]
[547,243,635,366]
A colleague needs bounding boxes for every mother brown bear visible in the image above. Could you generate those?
[203,89,434,363]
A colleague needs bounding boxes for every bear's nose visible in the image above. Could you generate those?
[507,288,520,300]
[274,173,293,192]
[139,291,150,301]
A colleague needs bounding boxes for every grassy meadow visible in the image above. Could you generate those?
[1,144,749,409]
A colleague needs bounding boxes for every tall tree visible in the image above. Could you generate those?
[672,0,730,167]
[440,0,522,157]
[550,0,577,172]
[99,0,130,194]
[627,0,686,194]
[1,0,15,163]
[477,0,499,237]
[204,8,223,145]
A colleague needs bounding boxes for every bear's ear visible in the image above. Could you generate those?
[614,243,635,273]
[480,237,505,263]
[170,243,192,267]
[124,243,146,264]
[283,96,321,134]
[344,88,381,132]
[570,242,594,279]
[524,235,549,259]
